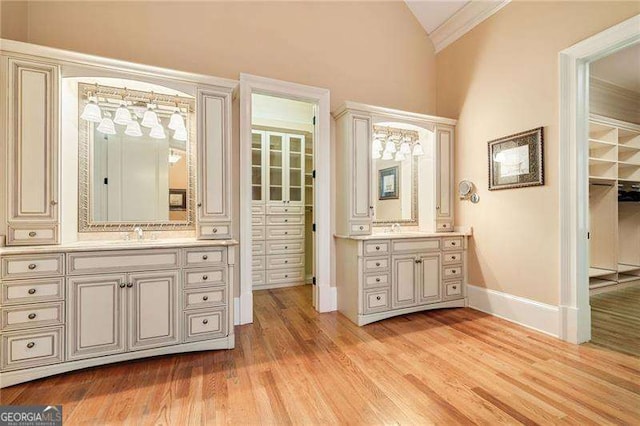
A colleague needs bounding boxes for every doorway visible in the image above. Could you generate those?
[238,74,332,325]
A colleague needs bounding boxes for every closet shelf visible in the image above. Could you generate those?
[589,267,617,278]
[588,138,617,147]
[618,145,640,153]
[589,277,618,289]
[617,275,640,283]
[589,176,617,185]
[618,264,640,273]
[589,157,616,165]
[617,161,640,168]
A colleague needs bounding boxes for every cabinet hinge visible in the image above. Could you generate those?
[312,170,316,179]
[312,223,316,232]
[103,177,108,185]
[312,276,316,285]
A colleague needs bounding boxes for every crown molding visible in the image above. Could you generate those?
[430,0,511,53]
[590,76,640,101]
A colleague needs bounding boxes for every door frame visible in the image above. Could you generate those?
[238,73,332,324]
[558,14,639,343]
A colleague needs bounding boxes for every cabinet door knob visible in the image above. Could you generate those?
[284,246,288,249]
[451,242,457,246]
[28,264,37,270]
[284,208,288,212]
[197,202,202,207]
[28,313,37,320]
[284,260,288,264]
[28,288,37,295]
[212,228,218,234]
[284,231,288,235]
[26,342,35,349]
[202,295,209,301]
[375,246,380,250]
[375,278,381,282]
[452,270,457,274]
[375,262,380,267]
[452,286,457,290]
[28,231,37,237]
[119,282,126,288]
[202,255,208,260]
[451,256,456,260]
[50,200,58,206]
[284,274,288,278]
[126,282,133,288]
[359,226,364,230]
[203,275,209,281]
[376,296,381,301]
[284,219,288,223]
[202,319,209,325]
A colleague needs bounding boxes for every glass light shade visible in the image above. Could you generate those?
[381,151,393,160]
[173,126,188,141]
[124,118,143,137]
[113,105,132,125]
[80,100,102,123]
[412,142,425,156]
[372,149,382,159]
[400,142,411,155]
[394,151,406,162]
[168,111,185,131]
[149,124,167,139]
[141,107,159,128]
[97,116,116,135]
[372,138,383,152]
[384,140,397,153]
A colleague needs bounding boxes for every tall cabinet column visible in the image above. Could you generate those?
[435,124,454,232]
[3,56,60,246]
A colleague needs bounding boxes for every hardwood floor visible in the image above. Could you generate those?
[590,283,640,357]
[2,285,639,425]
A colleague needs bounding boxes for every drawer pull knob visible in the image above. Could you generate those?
[284,260,288,264]
[26,342,35,349]
[452,270,457,274]
[452,286,457,290]
[202,255,208,260]
[203,275,209,281]
[28,313,37,320]
[376,296,381,301]
[119,282,126,288]
[375,278,381,282]
[285,209,288,212]
[375,262,380,267]
[197,202,202,207]
[50,200,58,206]
[285,246,288,249]
[284,231,288,235]
[451,256,456,260]
[203,295,209,301]
[375,246,380,250]
[28,231,37,237]
[212,228,218,234]
[126,282,133,288]
[28,264,37,270]
[359,226,364,230]
[285,274,289,278]
[28,288,37,295]
[451,242,457,246]
[202,319,209,325]
[284,219,288,223]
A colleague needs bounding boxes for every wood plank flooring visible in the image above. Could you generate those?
[2,285,639,425]
[590,283,640,357]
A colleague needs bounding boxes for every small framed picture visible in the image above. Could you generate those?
[379,166,399,200]
[169,189,187,210]
[488,127,544,190]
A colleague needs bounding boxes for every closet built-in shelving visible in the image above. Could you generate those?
[589,114,640,294]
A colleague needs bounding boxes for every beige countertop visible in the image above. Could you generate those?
[334,229,472,241]
[0,238,238,255]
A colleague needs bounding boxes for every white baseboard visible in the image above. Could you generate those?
[467,284,560,337]
[320,286,337,313]
[234,297,240,325]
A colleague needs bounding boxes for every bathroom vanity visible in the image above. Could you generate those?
[0,40,237,387]
[333,102,469,325]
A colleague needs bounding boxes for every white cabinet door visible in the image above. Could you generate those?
[67,274,127,360]
[128,270,180,351]
[266,132,286,205]
[286,134,305,206]
[351,115,372,222]
[418,253,441,304]
[251,130,266,203]
[436,125,454,225]
[391,255,417,308]
[5,56,60,245]
[197,89,232,239]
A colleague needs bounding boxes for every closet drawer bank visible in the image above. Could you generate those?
[0,239,237,388]
[335,233,469,326]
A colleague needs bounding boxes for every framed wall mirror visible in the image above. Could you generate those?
[77,82,196,232]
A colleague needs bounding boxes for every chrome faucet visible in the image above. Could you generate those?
[133,227,144,241]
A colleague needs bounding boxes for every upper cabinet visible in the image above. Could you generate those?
[333,102,457,236]
[3,55,60,245]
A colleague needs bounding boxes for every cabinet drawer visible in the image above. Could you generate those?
[1,326,64,371]
[184,287,227,310]
[252,270,265,286]
[266,240,304,255]
[266,215,304,225]
[1,254,64,280]
[267,254,305,269]
[184,268,226,288]
[363,289,390,314]
[391,239,440,253]
[68,249,179,275]
[436,222,453,232]
[7,225,58,246]
[253,255,265,269]
[445,281,463,298]
[350,222,370,235]
[184,308,227,342]
[364,257,389,272]
[253,226,265,241]
[1,302,64,331]
[200,223,231,239]
[267,205,304,215]
[253,241,266,256]
[252,215,265,226]
[184,247,226,267]
[252,205,266,215]
[443,266,462,279]
[364,241,389,256]
[443,238,463,250]
[266,268,305,285]
[2,278,64,306]
[443,252,463,265]
[266,225,305,240]
[364,273,390,289]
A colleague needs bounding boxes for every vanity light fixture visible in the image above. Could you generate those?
[80,95,102,123]
[141,104,159,128]
[173,126,188,141]
[412,142,425,156]
[381,151,393,160]
[124,116,143,137]
[372,149,382,159]
[399,141,412,155]
[113,102,132,125]
[384,140,397,153]
[168,107,186,131]
[394,151,406,161]
[372,138,384,152]
[96,112,116,135]
[149,123,167,139]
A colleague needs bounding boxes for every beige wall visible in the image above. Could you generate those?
[437,1,640,305]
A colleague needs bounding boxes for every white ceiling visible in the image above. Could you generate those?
[591,43,640,93]
[404,0,469,34]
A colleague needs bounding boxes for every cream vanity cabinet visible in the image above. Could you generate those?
[0,242,235,387]
[2,54,61,245]
[435,125,455,232]
[336,235,467,326]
